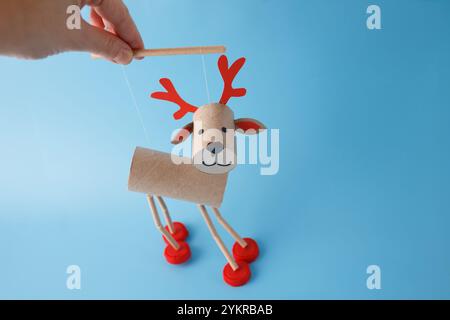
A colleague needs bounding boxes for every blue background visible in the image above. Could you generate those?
[1,0,450,299]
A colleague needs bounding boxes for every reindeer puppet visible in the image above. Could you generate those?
[128,55,266,286]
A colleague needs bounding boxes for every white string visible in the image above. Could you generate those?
[121,43,210,146]
[121,66,151,145]
[201,54,211,103]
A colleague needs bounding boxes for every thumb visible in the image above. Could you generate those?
[79,23,134,64]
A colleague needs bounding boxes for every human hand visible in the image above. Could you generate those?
[0,0,144,64]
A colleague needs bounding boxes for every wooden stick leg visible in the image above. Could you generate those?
[156,196,175,234]
[198,205,239,271]
[146,194,180,250]
[212,207,248,248]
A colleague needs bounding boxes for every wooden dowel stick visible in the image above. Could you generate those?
[133,45,226,58]
[147,194,180,250]
[198,205,239,271]
[156,196,175,234]
[212,207,247,248]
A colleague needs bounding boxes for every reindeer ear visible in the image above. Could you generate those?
[234,118,267,135]
[171,122,194,144]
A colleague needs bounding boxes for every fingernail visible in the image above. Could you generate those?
[114,48,133,64]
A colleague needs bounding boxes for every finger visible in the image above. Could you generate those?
[90,7,105,29]
[85,0,144,50]
[88,9,104,60]
[80,21,133,64]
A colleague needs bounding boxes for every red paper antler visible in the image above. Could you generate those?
[151,78,198,120]
[218,55,247,105]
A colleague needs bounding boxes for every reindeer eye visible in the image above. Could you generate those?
[198,129,204,135]
[222,127,227,133]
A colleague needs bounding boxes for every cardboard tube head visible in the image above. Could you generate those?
[192,103,237,174]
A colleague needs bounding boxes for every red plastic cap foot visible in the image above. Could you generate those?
[163,221,189,244]
[164,241,191,264]
[223,261,251,287]
[232,238,259,263]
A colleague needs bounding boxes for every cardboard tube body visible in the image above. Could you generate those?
[128,147,228,207]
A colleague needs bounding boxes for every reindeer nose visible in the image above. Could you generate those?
[206,142,223,155]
